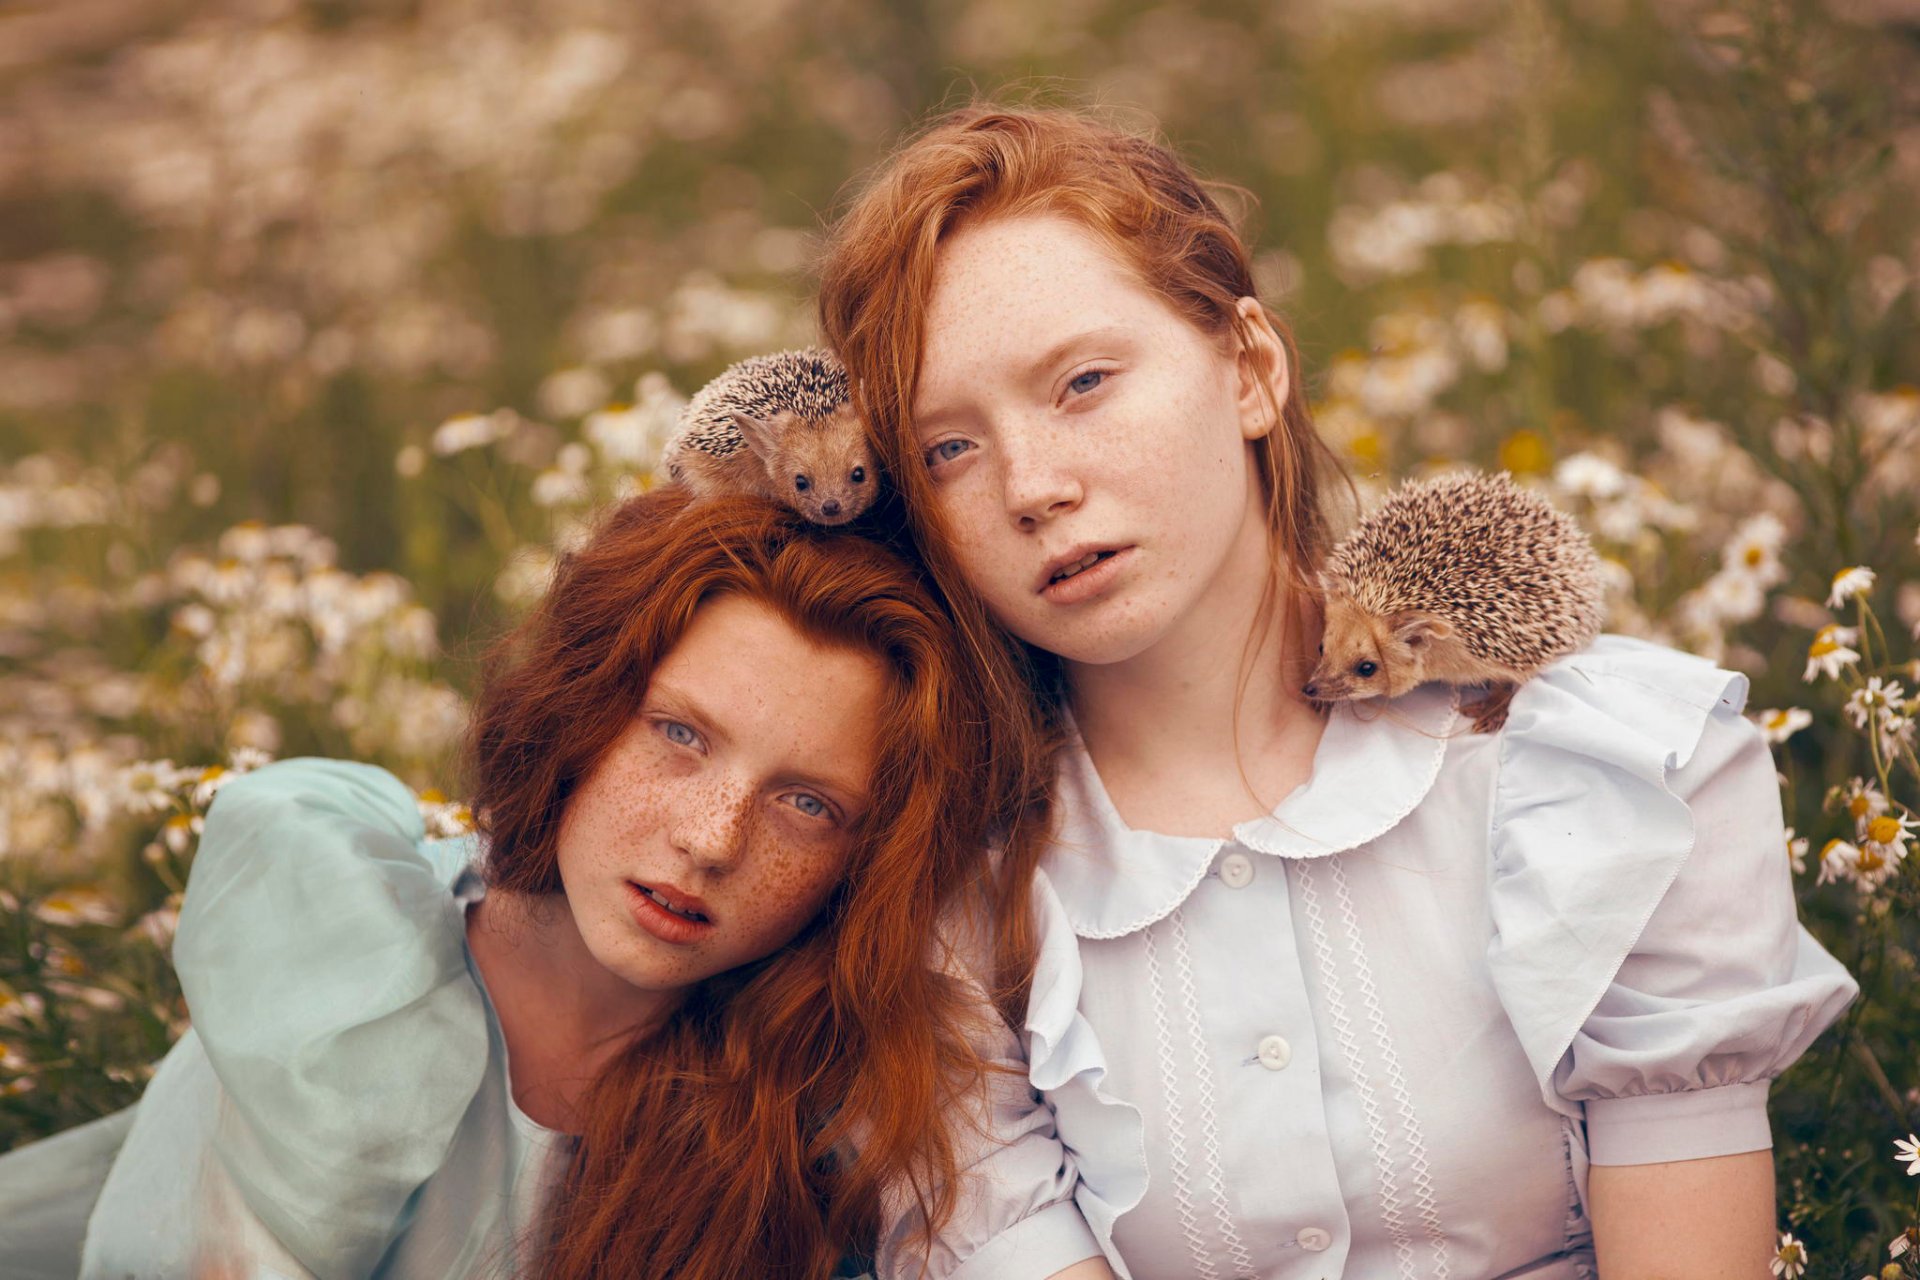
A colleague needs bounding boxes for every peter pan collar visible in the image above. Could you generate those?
[1043,682,1459,939]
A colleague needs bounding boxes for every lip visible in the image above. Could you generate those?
[1037,544,1134,605]
[625,880,717,946]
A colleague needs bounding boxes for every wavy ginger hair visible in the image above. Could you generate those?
[816,102,1351,1013]
[468,487,1011,1279]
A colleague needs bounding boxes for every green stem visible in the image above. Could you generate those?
[1851,1033,1910,1123]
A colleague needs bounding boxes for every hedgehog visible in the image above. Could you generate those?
[662,347,877,526]
[1300,469,1607,734]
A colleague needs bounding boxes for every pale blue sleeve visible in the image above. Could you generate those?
[169,758,490,1280]
[0,1108,137,1278]
[1486,636,1858,1167]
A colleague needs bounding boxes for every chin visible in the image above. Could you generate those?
[1008,605,1173,668]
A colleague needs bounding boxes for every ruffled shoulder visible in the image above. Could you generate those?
[1024,870,1148,1279]
[1484,634,1749,1111]
[172,758,490,1280]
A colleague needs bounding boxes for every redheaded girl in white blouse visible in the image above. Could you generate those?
[818,104,1856,1280]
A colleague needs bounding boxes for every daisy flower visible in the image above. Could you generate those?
[1850,841,1898,892]
[160,812,203,855]
[1846,678,1906,731]
[1862,811,1916,865]
[1804,624,1862,682]
[1721,513,1787,587]
[1897,1134,1920,1176]
[1836,777,1891,825]
[1756,707,1813,744]
[1770,1231,1808,1279]
[191,764,232,809]
[1785,828,1808,875]
[1817,838,1860,887]
[1882,707,1917,750]
[1827,564,1876,607]
[32,887,121,928]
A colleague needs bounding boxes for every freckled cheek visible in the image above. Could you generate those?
[564,777,675,875]
[725,820,850,954]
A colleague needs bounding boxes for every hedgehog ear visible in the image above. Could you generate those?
[732,412,776,464]
[1388,610,1453,649]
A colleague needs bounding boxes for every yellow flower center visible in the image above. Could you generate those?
[1849,795,1872,818]
[1744,546,1764,567]
[1858,847,1886,873]
[1498,429,1550,475]
[1867,816,1902,844]
[418,787,447,804]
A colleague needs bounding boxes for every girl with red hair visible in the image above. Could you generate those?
[0,488,1089,1279]
[817,102,1857,1280]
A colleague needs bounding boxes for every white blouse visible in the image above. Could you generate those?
[916,634,1857,1280]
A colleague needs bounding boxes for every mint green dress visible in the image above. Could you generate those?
[0,755,1056,1278]
[2,758,574,1279]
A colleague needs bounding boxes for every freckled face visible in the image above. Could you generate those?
[912,213,1275,666]
[553,593,887,994]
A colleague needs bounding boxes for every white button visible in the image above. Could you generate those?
[1257,1034,1292,1071]
[1219,851,1254,888]
[1296,1226,1332,1252]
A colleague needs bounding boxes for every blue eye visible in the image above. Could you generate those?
[661,720,699,747]
[1067,370,1106,396]
[925,439,972,467]
[789,794,828,819]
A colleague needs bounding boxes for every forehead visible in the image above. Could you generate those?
[917,213,1180,398]
[651,594,888,790]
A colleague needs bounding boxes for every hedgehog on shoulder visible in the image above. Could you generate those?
[663,346,878,526]
[1301,469,1606,734]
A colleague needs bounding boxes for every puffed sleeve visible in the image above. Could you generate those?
[1485,635,1858,1167]
[872,881,1108,1280]
[170,757,490,1279]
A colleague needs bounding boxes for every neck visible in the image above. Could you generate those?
[1067,514,1322,781]
[466,890,680,1129]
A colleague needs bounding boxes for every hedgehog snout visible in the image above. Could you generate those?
[1302,673,1348,700]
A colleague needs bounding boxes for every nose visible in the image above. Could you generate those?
[1302,681,1320,698]
[668,781,752,873]
[1001,431,1082,532]
[820,499,842,518]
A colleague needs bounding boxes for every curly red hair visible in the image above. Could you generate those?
[468,486,1034,1278]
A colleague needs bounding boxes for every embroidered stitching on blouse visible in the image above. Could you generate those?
[1142,923,1222,1279]
[1330,854,1454,1279]
[1169,909,1259,1278]
[1298,858,1418,1279]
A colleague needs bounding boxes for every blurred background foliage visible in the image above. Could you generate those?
[2,0,1918,1272]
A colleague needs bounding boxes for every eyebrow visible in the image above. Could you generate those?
[916,324,1131,432]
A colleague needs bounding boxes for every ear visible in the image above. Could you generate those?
[1387,609,1453,649]
[732,412,776,464]
[1231,296,1291,442]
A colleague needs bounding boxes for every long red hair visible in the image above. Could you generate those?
[468,487,1022,1278]
[815,100,1352,1015]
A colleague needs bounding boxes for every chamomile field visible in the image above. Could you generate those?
[1,1,1916,1272]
